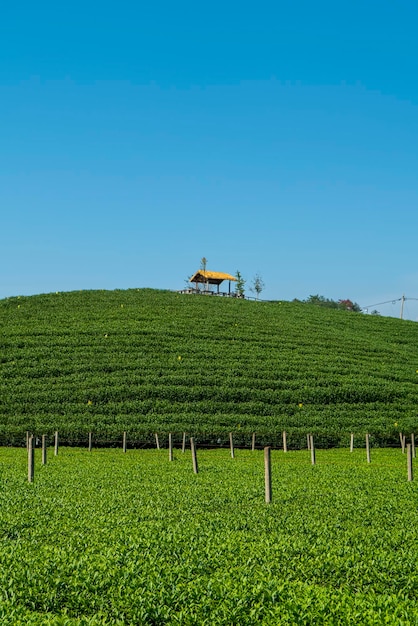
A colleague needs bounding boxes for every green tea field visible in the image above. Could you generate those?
[0,446,417,624]
[1,288,418,445]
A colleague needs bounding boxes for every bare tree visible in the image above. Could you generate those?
[250,273,265,300]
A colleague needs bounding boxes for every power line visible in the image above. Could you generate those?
[361,296,418,320]
[362,298,402,309]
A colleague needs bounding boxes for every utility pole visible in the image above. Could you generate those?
[400,294,405,320]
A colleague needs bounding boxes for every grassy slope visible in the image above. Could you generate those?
[1,288,417,446]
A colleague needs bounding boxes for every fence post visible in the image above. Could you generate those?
[88,432,92,452]
[350,433,354,453]
[182,432,186,453]
[123,431,127,453]
[229,432,234,459]
[310,435,316,465]
[169,433,173,461]
[411,433,415,459]
[366,433,371,463]
[283,430,287,453]
[407,443,413,481]
[190,437,198,474]
[307,434,311,450]
[155,433,160,450]
[42,434,47,465]
[252,432,256,452]
[28,435,34,483]
[264,447,272,503]
[54,431,59,456]
[400,432,405,453]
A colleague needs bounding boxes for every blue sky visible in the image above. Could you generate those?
[1,0,418,319]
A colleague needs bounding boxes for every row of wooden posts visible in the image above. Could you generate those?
[25,431,200,483]
[265,433,415,503]
[26,430,416,457]
[26,430,415,495]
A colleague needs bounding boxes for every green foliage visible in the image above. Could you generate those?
[0,447,418,624]
[304,295,362,312]
[235,270,246,297]
[0,288,418,445]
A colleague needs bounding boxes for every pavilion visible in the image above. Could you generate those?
[181,269,238,297]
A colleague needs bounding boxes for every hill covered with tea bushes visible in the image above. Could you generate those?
[1,288,417,446]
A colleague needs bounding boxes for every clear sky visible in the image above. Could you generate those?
[1,0,418,319]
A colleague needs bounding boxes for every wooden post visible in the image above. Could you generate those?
[407,443,413,481]
[155,433,160,450]
[28,435,34,483]
[190,437,198,474]
[307,434,311,450]
[41,434,47,465]
[169,433,173,461]
[310,435,315,465]
[54,431,59,456]
[229,432,234,459]
[122,431,127,453]
[252,432,256,452]
[366,433,371,463]
[283,430,287,453]
[264,446,272,503]
[182,431,186,453]
[88,432,92,452]
[400,432,405,453]
[26,430,30,450]
[350,433,354,453]
[412,433,416,459]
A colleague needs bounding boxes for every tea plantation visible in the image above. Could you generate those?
[2,289,418,624]
[1,288,418,445]
[0,447,417,624]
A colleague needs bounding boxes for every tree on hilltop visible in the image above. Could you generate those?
[200,257,208,291]
[250,273,265,300]
[304,294,362,312]
[235,271,246,298]
[338,299,362,312]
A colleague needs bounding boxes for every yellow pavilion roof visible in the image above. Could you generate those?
[189,270,237,285]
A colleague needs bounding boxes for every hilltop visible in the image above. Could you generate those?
[1,288,417,447]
